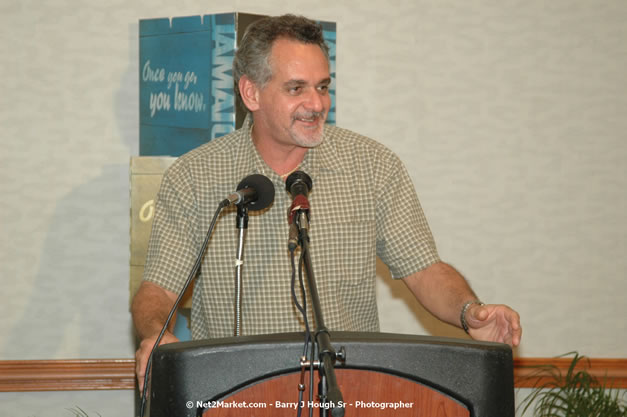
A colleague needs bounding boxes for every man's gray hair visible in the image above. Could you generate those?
[233,14,330,111]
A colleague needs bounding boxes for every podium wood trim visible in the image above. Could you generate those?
[0,359,135,391]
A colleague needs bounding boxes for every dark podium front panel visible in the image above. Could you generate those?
[148,332,514,417]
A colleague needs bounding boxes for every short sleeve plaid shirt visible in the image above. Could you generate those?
[143,120,440,339]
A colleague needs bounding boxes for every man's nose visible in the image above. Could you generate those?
[303,88,325,112]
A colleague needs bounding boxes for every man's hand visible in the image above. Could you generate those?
[135,331,180,392]
[131,281,180,392]
[465,303,522,347]
[401,262,523,347]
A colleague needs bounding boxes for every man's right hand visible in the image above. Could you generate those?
[135,331,180,392]
[131,281,181,392]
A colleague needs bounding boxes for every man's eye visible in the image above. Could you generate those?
[317,85,329,93]
[289,86,302,94]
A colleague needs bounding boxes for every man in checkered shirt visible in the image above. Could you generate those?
[132,14,522,390]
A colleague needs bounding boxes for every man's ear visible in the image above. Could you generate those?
[238,75,260,112]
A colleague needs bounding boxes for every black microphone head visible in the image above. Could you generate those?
[236,174,275,211]
[285,171,312,196]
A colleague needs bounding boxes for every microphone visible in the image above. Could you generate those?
[225,174,275,211]
[286,171,313,201]
[286,171,313,250]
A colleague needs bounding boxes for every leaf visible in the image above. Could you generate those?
[516,352,627,417]
[65,406,102,417]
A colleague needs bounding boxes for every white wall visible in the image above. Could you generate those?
[1,1,626,415]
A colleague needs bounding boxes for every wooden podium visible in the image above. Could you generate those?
[147,332,514,417]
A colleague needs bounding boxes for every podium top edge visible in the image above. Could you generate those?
[158,331,511,354]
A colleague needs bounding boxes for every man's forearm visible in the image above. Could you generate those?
[402,261,478,328]
[131,281,178,340]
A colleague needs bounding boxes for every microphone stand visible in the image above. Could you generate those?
[293,210,345,417]
[138,199,229,417]
[234,204,248,336]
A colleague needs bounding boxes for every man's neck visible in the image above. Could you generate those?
[251,125,308,179]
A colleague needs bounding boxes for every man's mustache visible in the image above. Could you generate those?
[292,111,326,121]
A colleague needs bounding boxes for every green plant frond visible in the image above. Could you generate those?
[66,407,85,417]
[65,406,102,417]
[516,352,627,417]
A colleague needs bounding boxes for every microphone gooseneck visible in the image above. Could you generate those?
[285,170,345,417]
[230,174,275,337]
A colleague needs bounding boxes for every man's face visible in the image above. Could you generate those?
[253,38,331,148]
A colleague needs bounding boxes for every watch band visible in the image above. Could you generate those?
[460,300,484,334]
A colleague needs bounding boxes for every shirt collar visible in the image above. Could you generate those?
[307,125,344,178]
[232,114,269,179]
[233,116,345,182]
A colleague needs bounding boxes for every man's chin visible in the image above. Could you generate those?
[292,126,324,148]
